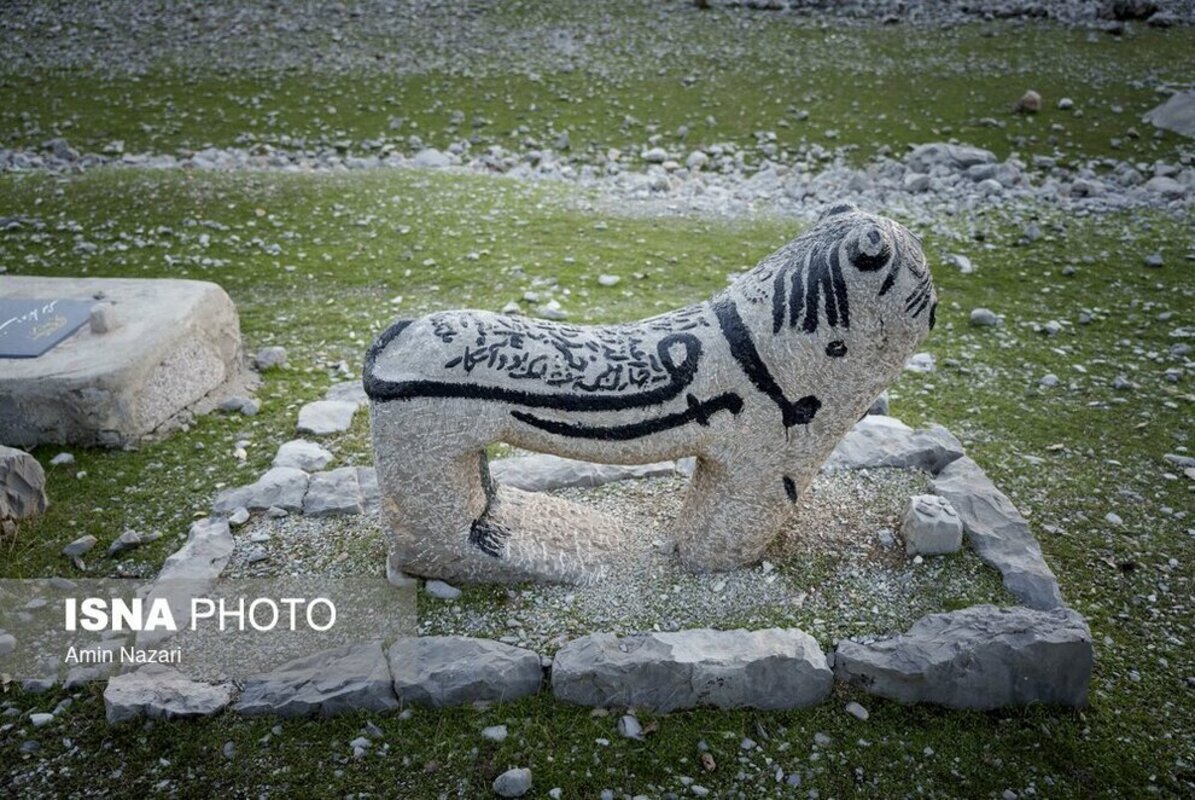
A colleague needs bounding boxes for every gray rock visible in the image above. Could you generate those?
[617,714,644,740]
[425,580,461,600]
[214,467,310,514]
[641,147,669,163]
[844,701,869,720]
[228,506,250,526]
[947,253,974,274]
[49,452,74,466]
[272,439,333,471]
[0,277,241,448]
[905,352,935,372]
[823,416,964,474]
[412,148,451,168]
[137,518,234,648]
[1039,374,1060,388]
[104,665,233,724]
[1144,252,1164,268]
[493,767,533,798]
[902,494,963,555]
[905,142,997,173]
[0,446,48,520]
[356,466,380,514]
[389,636,542,707]
[970,308,999,327]
[1145,175,1188,197]
[551,628,831,712]
[489,453,678,492]
[902,172,930,193]
[107,529,143,556]
[866,391,889,417]
[834,605,1092,709]
[297,400,357,435]
[302,467,363,516]
[324,380,369,407]
[931,457,1063,609]
[1143,91,1195,139]
[0,632,14,656]
[254,346,287,370]
[236,641,398,717]
[29,711,53,727]
[62,535,97,557]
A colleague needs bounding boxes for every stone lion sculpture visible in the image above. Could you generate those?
[365,203,936,584]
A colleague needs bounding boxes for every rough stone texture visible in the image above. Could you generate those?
[0,445,48,521]
[297,400,358,435]
[104,665,233,724]
[931,456,1063,610]
[236,641,398,717]
[493,767,533,798]
[905,142,997,173]
[272,439,333,471]
[213,467,309,514]
[490,453,679,492]
[137,518,233,648]
[823,415,963,474]
[389,636,543,707]
[367,206,935,582]
[325,380,369,408]
[302,467,364,516]
[551,628,832,712]
[902,494,963,555]
[0,277,242,447]
[834,605,1092,709]
[1144,91,1195,139]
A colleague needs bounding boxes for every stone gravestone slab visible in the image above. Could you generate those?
[0,298,93,358]
[0,276,243,447]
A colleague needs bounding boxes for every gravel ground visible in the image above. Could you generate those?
[222,465,1011,655]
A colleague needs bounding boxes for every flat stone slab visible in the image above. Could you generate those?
[0,276,241,447]
[931,456,1063,610]
[834,605,1092,709]
[297,400,357,435]
[303,467,364,516]
[137,518,234,648]
[235,640,398,717]
[105,665,233,724]
[388,636,542,707]
[1144,91,1195,139]
[272,439,333,471]
[213,467,309,515]
[823,415,964,474]
[552,628,832,712]
[490,453,680,492]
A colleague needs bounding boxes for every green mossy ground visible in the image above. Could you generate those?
[1,6,1192,798]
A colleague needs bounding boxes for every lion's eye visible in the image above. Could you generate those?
[850,229,890,272]
[825,340,847,358]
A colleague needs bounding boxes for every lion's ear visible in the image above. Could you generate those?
[819,201,858,220]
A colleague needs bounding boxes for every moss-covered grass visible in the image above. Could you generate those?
[4,17,1193,168]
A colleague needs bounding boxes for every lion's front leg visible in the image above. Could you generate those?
[671,448,796,572]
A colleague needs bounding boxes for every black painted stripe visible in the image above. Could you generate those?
[510,392,743,441]
[783,476,798,503]
[712,297,821,428]
[364,330,703,411]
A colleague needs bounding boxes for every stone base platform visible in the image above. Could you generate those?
[0,276,243,447]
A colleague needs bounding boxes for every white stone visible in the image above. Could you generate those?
[424,580,461,600]
[297,400,357,435]
[493,767,533,798]
[902,494,963,555]
[482,724,508,742]
[214,467,309,514]
[824,416,963,474]
[272,439,333,471]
